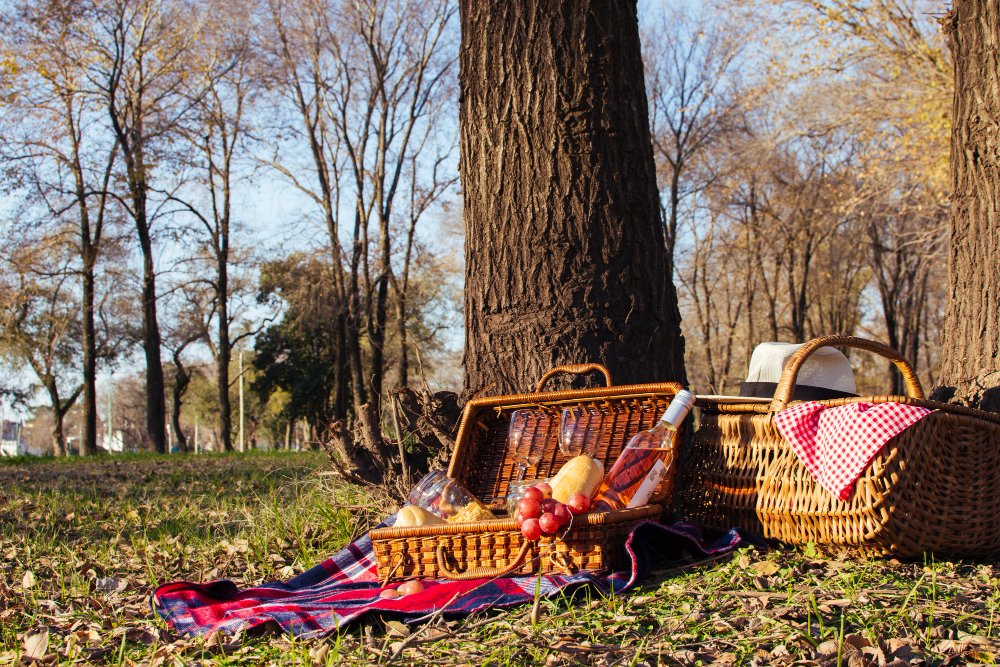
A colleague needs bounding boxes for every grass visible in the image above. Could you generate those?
[2,452,999,666]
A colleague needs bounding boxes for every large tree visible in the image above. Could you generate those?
[459,0,686,396]
[935,0,1000,412]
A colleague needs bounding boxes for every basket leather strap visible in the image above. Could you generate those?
[535,364,613,393]
[435,540,532,580]
[770,336,924,411]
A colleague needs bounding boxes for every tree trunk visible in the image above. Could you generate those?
[80,246,98,456]
[935,1,1000,412]
[460,0,687,396]
[217,252,233,452]
[136,219,167,452]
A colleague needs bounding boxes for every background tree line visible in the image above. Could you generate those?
[0,0,954,456]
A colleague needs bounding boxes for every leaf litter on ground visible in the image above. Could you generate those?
[3,451,1000,665]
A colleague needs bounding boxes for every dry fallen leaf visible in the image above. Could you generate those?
[22,571,36,589]
[94,577,128,594]
[22,629,48,661]
[750,561,780,576]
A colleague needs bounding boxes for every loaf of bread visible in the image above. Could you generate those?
[550,455,604,503]
[394,505,447,527]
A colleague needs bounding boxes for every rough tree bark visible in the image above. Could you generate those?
[460,0,687,396]
[935,1,1000,412]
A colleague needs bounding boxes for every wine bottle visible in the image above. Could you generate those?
[591,390,695,511]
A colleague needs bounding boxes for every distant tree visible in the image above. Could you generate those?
[253,253,341,441]
[643,6,745,278]
[0,250,82,456]
[935,0,1000,411]
[0,0,121,456]
[171,0,262,451]
[86,0,206,453]
[460,0,686,395]
[265,0,457,413]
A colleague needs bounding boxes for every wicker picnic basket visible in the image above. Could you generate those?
[370,364,684,583]
[676,335,1000,558]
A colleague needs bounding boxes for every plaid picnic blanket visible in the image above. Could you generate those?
[152,520,748,638]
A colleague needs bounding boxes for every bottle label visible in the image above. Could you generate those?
[627,458,667,508]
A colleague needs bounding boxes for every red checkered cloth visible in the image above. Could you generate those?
[774,401,934,501]
[151,519,751,638]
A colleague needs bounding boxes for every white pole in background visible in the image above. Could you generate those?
[194,414,199,454]
[238,349,245,453]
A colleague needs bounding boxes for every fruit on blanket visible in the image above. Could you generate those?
[379,588,401,599]
[550,455,604,503]
[397,580,425,596]
[518,498,541,519]
[566,493,591,515]
[538,512,560,535]
[395,505,447,528]
[520,517,542,540]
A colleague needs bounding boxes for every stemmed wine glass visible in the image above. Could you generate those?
[508,409,544,480]
[559,406,604,457]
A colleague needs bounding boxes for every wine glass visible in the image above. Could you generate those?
[508,409,543,480]
[559,406,604,457]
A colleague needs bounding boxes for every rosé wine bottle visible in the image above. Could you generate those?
[591,390,695,511]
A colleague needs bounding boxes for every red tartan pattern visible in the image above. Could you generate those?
[151,520,749,638]
[774,401,933,501]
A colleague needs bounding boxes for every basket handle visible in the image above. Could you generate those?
[770,335,924,411]
[435,540,532,581]
[535,363,613,393]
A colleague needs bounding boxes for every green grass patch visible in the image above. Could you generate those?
[2,452,999,665]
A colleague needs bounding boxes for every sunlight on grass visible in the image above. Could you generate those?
[2,453,1000,665]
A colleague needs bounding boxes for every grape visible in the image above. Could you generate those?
[523,487,544,503]
[541,498,558,514]
[552,503,572,526]
[566,493,591,515]
[515,511,526,528]
[538,512,561,535]
[533,482,553,498]
[521,517,542,540]
[518,498,541,519]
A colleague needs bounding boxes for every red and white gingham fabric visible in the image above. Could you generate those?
[774,401,934,501]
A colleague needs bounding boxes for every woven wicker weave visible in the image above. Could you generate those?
[677,336,1000,557]
[371,365,684,582]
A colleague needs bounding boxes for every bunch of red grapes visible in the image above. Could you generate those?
[514,482,591,540]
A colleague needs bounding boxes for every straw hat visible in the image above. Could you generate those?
[739,342,857,401]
